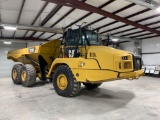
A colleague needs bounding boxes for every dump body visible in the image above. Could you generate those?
[7,40,61,79]
[7,39,61,65]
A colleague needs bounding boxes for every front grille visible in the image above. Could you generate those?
[124,62,132,69]
[118,62,132,70]
[133,55,142,71]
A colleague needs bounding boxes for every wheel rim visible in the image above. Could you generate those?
[21,71,27,81]
[12,70,17,80]
[57,74,68,90]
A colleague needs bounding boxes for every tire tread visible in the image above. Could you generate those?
[21,64,36,87]
[53,65,81,97]
[12,64,22,84]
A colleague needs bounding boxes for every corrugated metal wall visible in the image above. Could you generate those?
[0,42,26,77]
[142,37,160,65]
[120,40,142,54]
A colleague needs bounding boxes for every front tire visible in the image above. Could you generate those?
[20,64,36,87]
[53,65,81,97]
[12,64,22,84]
[83,83,102,90]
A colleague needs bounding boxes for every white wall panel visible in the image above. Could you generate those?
[120,41,142,54]
[142,54,160,65]
[142,37,160,65]
[142,37,160,53]
[120,41,135,53]
[0,42,26,77]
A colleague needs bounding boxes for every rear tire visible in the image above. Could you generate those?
[53,65,81,97]
[12,64,22,84]
[83,83,102,90]
[20,64,36,87]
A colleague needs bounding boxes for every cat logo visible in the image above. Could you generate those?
[68,50,75,58]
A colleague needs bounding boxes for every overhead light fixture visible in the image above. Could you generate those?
[4,26,17,31]
[126,0,160,11]
[4,41,12,44]
[112,38,119,42]
[156,6,160,12]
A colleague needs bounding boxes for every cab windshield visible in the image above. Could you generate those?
[65,28,101,46]
[83,29,101,45]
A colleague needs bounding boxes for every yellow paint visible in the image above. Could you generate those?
[8,39,144,84]
[57,74,68,90]
[21,71,27,81]
[71,69,143,83]
[12,70,17,79]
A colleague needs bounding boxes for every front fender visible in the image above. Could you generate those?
[47,57,100,77]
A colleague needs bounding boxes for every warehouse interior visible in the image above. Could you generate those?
[0,0,160,119]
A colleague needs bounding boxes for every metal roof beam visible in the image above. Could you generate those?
[37,0,87,39]
[13,0,26,38]
[131,33,153,38]
[41,5,62,26]
[37,8,75,38]
[44,0,160,35]
[116,22,160,37]
[101,14,160,34]
[94,3,136,31]
[64,0,115,29]
[85,6,150,28]
[141,35,160,39]
[0,30,2,37]
[0,37,48,41]
[30,4,62,37]
[45,33,56,40]
[43,0,115,40]
[23,2,49,37]
[122,30,146,37]
[100,13,160,34]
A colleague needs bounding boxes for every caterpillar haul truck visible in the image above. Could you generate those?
[7,27,144,97]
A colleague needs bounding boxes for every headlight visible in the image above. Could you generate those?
[122,56,128,60]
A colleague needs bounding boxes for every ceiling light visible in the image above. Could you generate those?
[112,38,119,42]
[66,2,71,5]
[4,26,17,31]
[4,41,12,44]
[156,6,160,12]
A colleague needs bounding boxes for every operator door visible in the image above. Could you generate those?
[64,28,82,58]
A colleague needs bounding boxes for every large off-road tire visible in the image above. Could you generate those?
[11,64,22,84]
[83,83,102,90]
[53,65,81,97]
[20,64,36,87]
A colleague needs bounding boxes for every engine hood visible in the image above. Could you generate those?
[87,46,132,70]
[88,46,131,55]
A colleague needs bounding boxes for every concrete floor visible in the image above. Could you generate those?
[0,76,160,120]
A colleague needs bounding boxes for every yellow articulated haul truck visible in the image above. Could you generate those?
[7,27,144,97]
